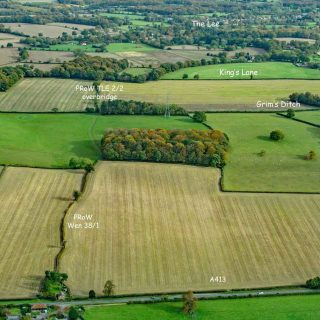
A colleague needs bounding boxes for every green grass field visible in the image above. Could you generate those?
[100,12,145,20]
[47,43,103,52]
[84,295,320,320]
[294,110,320,125]
[161,62,320,80]
[0,114,203,167]
[124,67,152,76]
[107,43,159,53]
[206,113,320,192]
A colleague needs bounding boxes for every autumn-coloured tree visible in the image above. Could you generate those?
[182,291,197,315]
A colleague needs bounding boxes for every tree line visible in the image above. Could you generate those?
[101,128,229,167]
[289,92,320,107]
[98,99,187,115]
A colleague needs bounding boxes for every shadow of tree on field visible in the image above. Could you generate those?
[69,140,102,159]
[20,275,43,292]
[52,196,72,201]
[145,302,182,316]
[175,118,195,124]
[257,135,271,142]
[307,127,320,142]
[295,154,307,160]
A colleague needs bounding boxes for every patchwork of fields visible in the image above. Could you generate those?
[87,47,264,67]
[207,113,320,192]
[1,78,320,111]
[0,167,83,298]
[60,162,320,296]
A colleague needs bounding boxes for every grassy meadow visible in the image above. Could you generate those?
[0,113,203,167]
[1,78,320,112]
[61,162,320,297]
[84,295,320,320]
[294,110,320,126]
[100,12,145,20]
[161,62,320,80]
[207,113,320,192]
[107,43,159,53]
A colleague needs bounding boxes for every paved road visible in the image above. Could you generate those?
[49,288,320,307]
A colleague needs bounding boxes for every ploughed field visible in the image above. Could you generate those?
[1,78,320,112]
[0,167,83,298]
[60,162,320,297]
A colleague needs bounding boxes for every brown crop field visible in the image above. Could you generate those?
[0,48,19,66]
[28,50,74,63]
[2,23,92,37]
[0,167,83,298]
[0,32,24,47]
[1,78,320,112]
[60,162,320,297]
[46,22,94,31]
[275,37,316,44]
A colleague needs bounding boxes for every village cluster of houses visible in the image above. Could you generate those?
[5,304,68,320]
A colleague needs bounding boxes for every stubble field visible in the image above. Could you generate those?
[1,78,320,111]
[0,167,83,298]
[1,23,93,37]
[60,162,320,297]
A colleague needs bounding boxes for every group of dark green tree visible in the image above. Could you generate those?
[96,99,187,115]
[0,66,25,91]
[101,128,229,168]
[289,92,320,107]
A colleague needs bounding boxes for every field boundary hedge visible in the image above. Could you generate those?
[200,108,318,114]
[277,112,320,128]
[159,78,320,81]
[54,170,88,272]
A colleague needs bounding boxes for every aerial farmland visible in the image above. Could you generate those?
[0,0,319,319]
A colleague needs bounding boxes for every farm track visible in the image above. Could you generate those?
[60,162,320,297]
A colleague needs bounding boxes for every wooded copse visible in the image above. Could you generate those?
[101,128,229,167]
[0,66,25,91]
